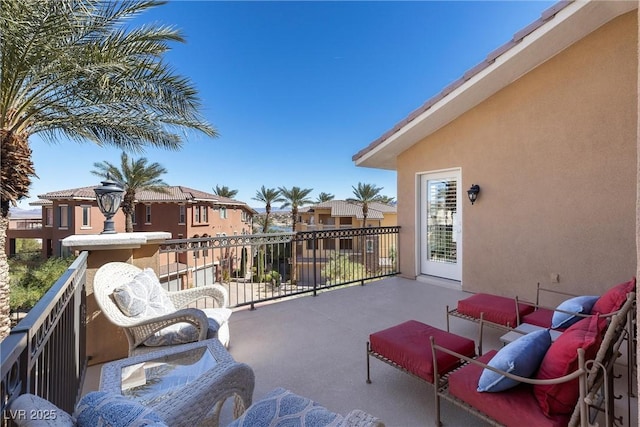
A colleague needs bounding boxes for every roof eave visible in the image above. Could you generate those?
[353,0,637,170]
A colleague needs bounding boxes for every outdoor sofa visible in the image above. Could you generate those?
[431,291,635,427]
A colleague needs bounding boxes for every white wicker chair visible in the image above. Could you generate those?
[8,360,255,427]
[93,262,231,355]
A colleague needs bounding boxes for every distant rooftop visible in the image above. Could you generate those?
[33,185,257,213]
[300,200,396,220]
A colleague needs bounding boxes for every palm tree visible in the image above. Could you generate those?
[279,186,313,232]
[376,195,396,205]
[279,186,313,285]
[92,153,169,232]
[315,192,335,203]
[0,0,217,339]
[252,186,284,234]
[252,215,274,234]
[349,182,384,226]
[213,185,238,199]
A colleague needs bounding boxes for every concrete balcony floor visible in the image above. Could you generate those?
[85,276,637,426]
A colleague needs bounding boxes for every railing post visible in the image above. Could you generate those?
[312,231,317,296]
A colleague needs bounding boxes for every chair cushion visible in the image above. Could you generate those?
[144,317,221,347]
[448,352,571,427]
[521,308,554,329]
[113,268,175,318]
[369,320,476,383]
[551,295,599,329]
[457,293,534,327]
[591,277,635,314]
[477,329,551,392]
[74,392,167,427]
[533,315,606,416]
[227,387,344,427]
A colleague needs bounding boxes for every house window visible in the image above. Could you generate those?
[220,207,227,219]
[241,211,248,222]
[81,205,91,228]
[59,205,69,229]
[45,207,53,227]
[339,238,353,250]
[194,206,200,223]
[179,205,186,224]
[366,238,374,253]
[323,238,336,250]
[145,205,152,224]
[201,206,208,223]
[306,239,317,250]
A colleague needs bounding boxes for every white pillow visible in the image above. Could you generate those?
[112,268,175,318]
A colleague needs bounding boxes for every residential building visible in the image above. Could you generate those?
[353,1,638,298]
[298,200,397,230]
[6,186,256,259]
[295,200,398,285]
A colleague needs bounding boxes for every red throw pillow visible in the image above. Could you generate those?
[533,315,605,416]
[592,277,636,314]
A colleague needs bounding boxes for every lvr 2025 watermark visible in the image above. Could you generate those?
[3,409,58,421]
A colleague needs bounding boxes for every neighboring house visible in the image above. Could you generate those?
[353,1,638,298]
[298,200,397,230]
[6,186,257,259]
[295,200,398,285]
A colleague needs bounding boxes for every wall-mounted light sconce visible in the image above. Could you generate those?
[467,184,480,205]
[94,177,125,234]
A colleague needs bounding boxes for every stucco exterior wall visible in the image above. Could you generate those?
[397,11,638,298]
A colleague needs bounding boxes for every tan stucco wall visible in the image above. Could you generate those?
[397,11,638,299]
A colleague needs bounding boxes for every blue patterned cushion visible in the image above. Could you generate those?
[227,387,344,427]
[113,269,175,318]
[478,329,552,392]
[74,392,167,427]
[143,317,220,347]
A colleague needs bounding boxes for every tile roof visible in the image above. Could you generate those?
[301,200,396,220]
[37,185,256,213]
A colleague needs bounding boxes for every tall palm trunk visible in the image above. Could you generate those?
[122,191,136,232]
[263,203,271,233]
[0,213,10,340]
[362,203,369,227]
[0,130,36,339]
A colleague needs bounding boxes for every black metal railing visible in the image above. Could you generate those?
[1,252,87,426]
[159,226,400,309]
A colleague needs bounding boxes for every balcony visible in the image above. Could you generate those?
[2,228,637,427]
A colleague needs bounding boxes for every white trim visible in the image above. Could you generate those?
[418,168,462,284]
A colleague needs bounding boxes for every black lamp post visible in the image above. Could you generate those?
[467,184,480,205]
[94,177,125,234]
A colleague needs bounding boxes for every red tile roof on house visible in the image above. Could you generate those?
[35,185,257,213]
[300,200,396,220]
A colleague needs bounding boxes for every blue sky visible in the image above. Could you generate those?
[20,0,554,209]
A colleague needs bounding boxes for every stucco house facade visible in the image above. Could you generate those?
[353,1,638,300]
[7,186,256,259]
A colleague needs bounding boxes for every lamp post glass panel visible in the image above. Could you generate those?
[95,178,125,233]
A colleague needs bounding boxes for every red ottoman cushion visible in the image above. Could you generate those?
[369,320,476,383]
[457,293,534,327]
[521,308,554,329]
[448,351,570,427]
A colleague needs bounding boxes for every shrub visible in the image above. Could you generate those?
[9,257,75,312]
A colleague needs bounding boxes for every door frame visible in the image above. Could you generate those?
[415,168,463,284]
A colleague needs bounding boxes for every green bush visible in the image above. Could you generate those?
[9,256,75,311]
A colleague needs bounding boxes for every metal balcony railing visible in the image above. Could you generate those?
[1,252,87,426]
[159,226,400,310]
